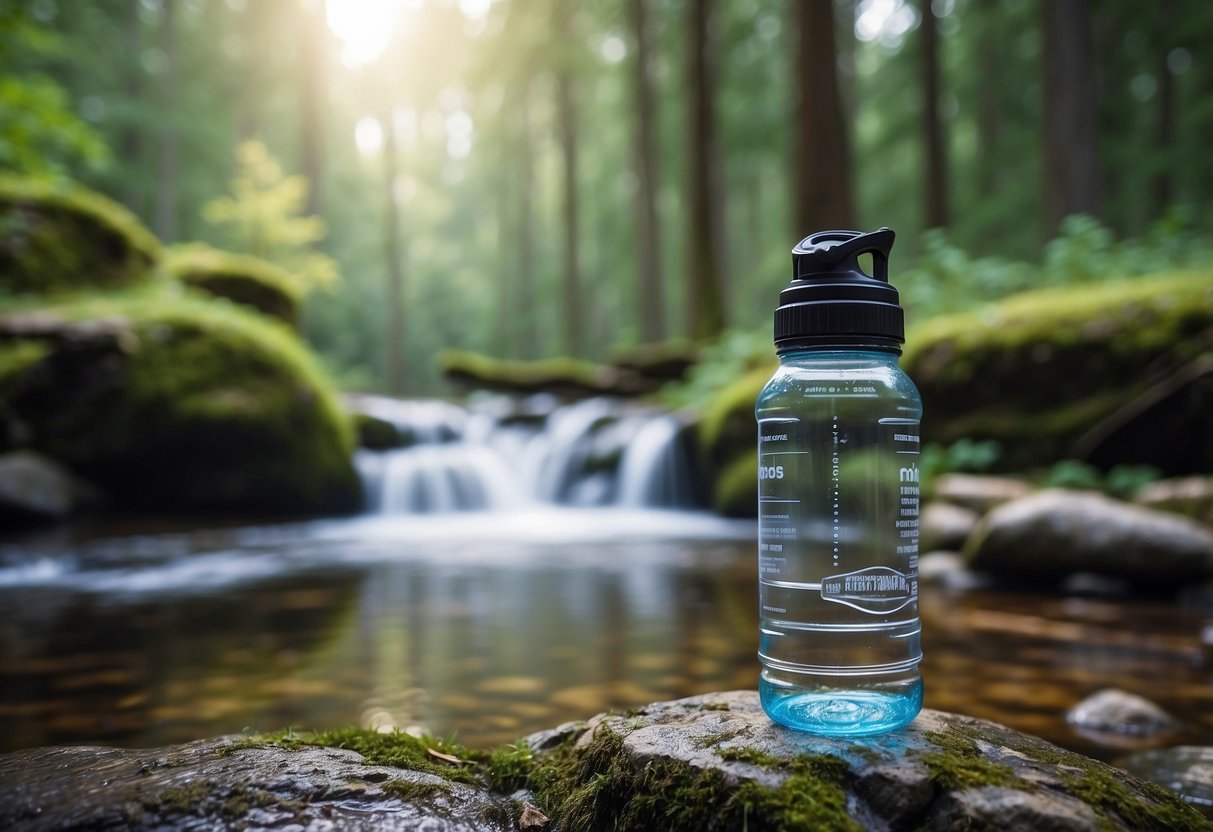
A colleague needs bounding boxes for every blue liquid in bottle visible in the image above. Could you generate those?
[756,228,923,736]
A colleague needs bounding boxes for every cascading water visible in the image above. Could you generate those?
[351,394,701,515]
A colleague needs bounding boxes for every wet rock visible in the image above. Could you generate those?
[1067,689,1179,742]
[0,740,513,832]
[919,551,984,590]
[1137,477,1213,526]
[0,450,96,524]
[527,690,1206,831]
[933,474,1034,514]
[3,692,1208,831]
[964,490,1213,589]
[920,501,981,551]
[1121,746,1213,811]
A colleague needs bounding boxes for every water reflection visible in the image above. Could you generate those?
[1,511,1211,761]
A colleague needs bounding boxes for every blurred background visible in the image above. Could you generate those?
[1,0,1213,808]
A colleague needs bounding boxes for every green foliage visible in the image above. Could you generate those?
[1040,460,1161,499]
[0,174,159,294]
[662,330,772,410]
[919,439,1002,485]
[0,291,360,512]
[202,141,337,294]
[165,244,301,326]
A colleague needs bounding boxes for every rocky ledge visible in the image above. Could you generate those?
[1,691,1208,832]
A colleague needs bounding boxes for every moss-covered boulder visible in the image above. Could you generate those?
[0,296,360,514]
[903,272,1213,472]
[2,691,1207,831]
[165,245,301,327]
[0,176,159,295]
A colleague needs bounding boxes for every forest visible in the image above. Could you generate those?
[4,0,1211,394]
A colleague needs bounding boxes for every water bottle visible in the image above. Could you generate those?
[756,227,922,736]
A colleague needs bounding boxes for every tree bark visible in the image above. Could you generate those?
[1040,0,1101,235]
[120,0,144,215]
[555,1,583,357]
[975,6,1001,200]
[791,0,854,235]
[515,82,538,360]
[629,0,665,343]
[298,0,327,217]
[153,0,178,242]
[382,112,406,395]
[1152,1,1176,214]
[685,0,726,341]
[920,0,948,229]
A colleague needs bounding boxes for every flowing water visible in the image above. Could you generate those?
[1,397,1211,765]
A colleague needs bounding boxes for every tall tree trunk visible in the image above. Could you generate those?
[555,1,583,357]
[120,0,144,214]
[516,83,538,360]
[382,112,406,395]
[975,7,1001,200]
[629,0,665,343]
[1152,1,1176,214]
[920,0,948,228]
[685,0,726,341]
[298,0,327,217]
[154,0,178,242]
[1041,0,1101,235]
[791,0,854,234]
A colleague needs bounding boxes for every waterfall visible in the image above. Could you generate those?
[351,395,702,515]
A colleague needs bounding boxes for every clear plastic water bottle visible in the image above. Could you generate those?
[756,228,922,736]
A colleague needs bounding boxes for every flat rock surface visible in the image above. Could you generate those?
[0,739,513,832]
[964,489,1213,588]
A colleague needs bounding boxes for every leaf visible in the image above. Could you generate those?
[425,747,467,765]
[518,803,550,829]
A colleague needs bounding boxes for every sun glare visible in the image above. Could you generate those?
[327,0,401,68]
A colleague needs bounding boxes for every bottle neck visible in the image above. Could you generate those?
[776,344,903,363]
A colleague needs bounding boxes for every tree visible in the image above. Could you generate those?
[919,0,947,228]
[629,0,665,343]
[297,0,327,217]
[202,140,338,293]
[554,0,584,357]
[685,0,726,341]
[1041,0,1101,235]
[791,0,854,234]
[154,0,178,241]
[514,79,538,359]
[381,112,406,394]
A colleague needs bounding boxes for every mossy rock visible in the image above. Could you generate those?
[609,339,701,382]
[903,272,1213,471]
[713,451,757,518]
[0,176,160,295]
[0,295,360,514]
[165,244,301,327]
[440,349,640,398]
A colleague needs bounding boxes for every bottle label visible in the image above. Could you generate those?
[820,565,913,614]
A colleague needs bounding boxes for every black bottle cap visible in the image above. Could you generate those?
[774,227,904,352]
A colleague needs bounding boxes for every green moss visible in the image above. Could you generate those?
[165,244,301,326]
[149,781,213,814]
[713,452,757,518]
[0,175,160,294]
[1,294,359,513]
[484,741,536,792]
[0,340,48,398]
[354,411,405,450]
[697,365,768,458]
[382,779,454,801]
[1061,767,1213,832]
[439,349,605,395]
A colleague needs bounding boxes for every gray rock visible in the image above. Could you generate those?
[525,690,1207,831]
[1067,689,1179,744]
[1121,746,1213,810]
[965,489,1213,588]
[0,451,95,523]
[0,739,513,832]
[919,551,985,590]
[3,692,1208,832]
[934,474,1034,514]
[920,502,981,551]
[1137,477,1213,526]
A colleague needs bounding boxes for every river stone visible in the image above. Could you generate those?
[526,690,1209,831]
[1067,689,1180,739]
[1137,477,1213,526]
[0,450,95,523]
[1121,746,1213,810]
[0,740,513,832]
[933,474,1034,514]
[964,489,1213,588]
[920,502,981,551]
